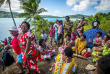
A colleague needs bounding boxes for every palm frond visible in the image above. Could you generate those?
[37,8,47,14]
[0,0,5,7]
[18,13,30,17]
[36,0,40,4]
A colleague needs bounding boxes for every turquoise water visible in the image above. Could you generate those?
[0,18,76,40]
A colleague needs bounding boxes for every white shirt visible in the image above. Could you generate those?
[54,23,59,30]
[41,34,47,40]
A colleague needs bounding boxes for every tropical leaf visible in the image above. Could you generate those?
[36,0,40,4]
[37,8,47,14]
[0,0,5,7]
[18,13,30,17]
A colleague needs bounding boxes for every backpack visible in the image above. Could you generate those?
[2,50,15,71]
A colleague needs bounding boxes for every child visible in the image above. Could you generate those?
[39,39,55,60]
[58,34,72,54]
[102,35,110,46]
[54,47,76,74]
[93,31,102,47]
[49,24,56,47]
[92,41,103,63]
[71,28,76,46]
[57,21,63,48]
[72,35,87,55]
[41,30,47,42]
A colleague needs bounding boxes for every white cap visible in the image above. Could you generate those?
[9,26,18,31]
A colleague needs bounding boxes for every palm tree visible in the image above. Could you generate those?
[19,0,47,40]
[0,0,16,26]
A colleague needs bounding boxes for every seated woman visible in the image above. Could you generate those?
[92,41,103,63]
[102,35,110,46]
[93,31,102,46]
[54,47,76,74]
[39,39,55,60]
[102,39,110,56]
[58,34,72,54]
[72,35,87,55]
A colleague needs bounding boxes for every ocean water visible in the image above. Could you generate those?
[0,18,76,40]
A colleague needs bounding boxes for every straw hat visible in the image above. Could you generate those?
[85,64,96,71]
[9,26,18,31]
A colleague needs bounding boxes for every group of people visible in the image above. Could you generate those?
[0,15,110,74]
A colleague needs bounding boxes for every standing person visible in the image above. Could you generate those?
[92,16,100,29]
[54,20,59,41]
[18,22,41,74]
[63,16,73,37]
[4,26,24,74]
[41,30,47,42]
[57,21,63,48]
[49,24,56,47]
[60,20,64,44]
[76,16,88,37]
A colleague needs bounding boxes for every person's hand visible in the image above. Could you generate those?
[4,45,9,50]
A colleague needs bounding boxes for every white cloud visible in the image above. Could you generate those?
[54,10,60,13]
[95,0,110,12]
[72,0,90,11]
[66,0,99,11]
[0,0,23,13]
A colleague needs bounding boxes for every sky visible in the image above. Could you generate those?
[0,0,110,16]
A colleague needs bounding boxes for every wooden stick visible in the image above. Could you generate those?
[73,54,88,60]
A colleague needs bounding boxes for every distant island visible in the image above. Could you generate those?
[0,11,88,18]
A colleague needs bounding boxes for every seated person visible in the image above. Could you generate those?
[102,39,110,56]
[72,35,87,55]
[39,39,55,60]
[92,54,110,74]
[93,31,102,46]
[92,41,103,63]
[54,47,76,74]
[102,35,110,46]
[92,16,100,29]
[58,34,72,54]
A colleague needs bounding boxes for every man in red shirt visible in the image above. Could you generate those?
[4,26,24,74]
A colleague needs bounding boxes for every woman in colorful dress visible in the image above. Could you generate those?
[63,16,73,37]
[76,16,88,38]
[18,22,41,74]
[92,41,103,63]
[54,47,76,74]
[102,40,110,56]
[93,31,102,47]
[102,35,110,46]
[72,35,87,55]
[39,39,55,60]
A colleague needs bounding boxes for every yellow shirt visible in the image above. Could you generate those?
[75,38,86,51]
[60,58,76,74]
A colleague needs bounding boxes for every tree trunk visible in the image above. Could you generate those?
[34,18,37,41]
[9,3,16,26]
